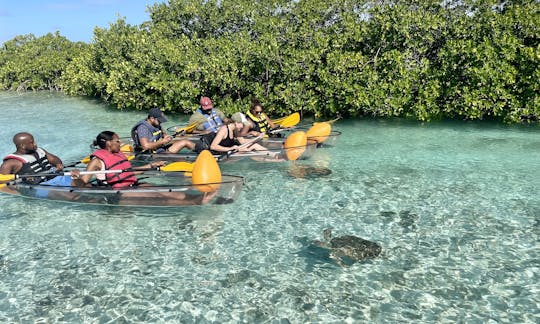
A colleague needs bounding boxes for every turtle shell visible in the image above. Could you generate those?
[329,235,381,260]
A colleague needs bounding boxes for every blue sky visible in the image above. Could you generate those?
[0,0,162,44]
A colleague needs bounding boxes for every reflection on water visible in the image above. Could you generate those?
[0,93,539,322]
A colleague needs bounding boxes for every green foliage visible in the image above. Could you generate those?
[1,0,539,123]
[0,32,85,91]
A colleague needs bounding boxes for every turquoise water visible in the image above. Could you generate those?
[0,92,539,322]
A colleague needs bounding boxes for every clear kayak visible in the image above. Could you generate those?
[130,140,318,163]
[161,131,341,150]
[167,122,341,150]
[0,172,244,207]
[261,129,341,149]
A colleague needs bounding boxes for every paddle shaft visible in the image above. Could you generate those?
[218,134,264,161]
[0,162,193,182]
[269,126,297,134]
[5,169,142,180]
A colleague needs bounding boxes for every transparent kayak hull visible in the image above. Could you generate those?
[0,173,244,207]
[127,140,319,163]
[160,130,341,149]
[262,130,341,149]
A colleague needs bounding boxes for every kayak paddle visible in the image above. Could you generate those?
[0,161,194,182]
[174,121,200,135]
[272,112,300,128]
[218,134,264,161]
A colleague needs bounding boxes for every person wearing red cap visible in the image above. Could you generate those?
[189,96,229,134]
[131,108,196,153]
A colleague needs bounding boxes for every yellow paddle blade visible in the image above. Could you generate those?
[160,161,194,172]
[277,112,301,128]
[271,112,298,125]
[271,116,286,124]
[0,174,15,182]
[175,121,200,134]
[121,144,134,152]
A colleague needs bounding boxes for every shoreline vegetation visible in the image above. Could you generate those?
[0,0,538,123]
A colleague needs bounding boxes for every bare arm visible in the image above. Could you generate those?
[210,127,239,152]
[0,159,22,175]
[139,135,172,152]
[236,134,266,151]
[71,158,102,187]
[44,149,64,170]
[237,124,255,137]
[191,128,212,135]
[71,158,165,187]
[265,114,276,129]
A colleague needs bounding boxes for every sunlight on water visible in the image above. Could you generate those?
[0,92,539,322]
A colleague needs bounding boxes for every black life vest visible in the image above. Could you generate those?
[3,148,55,184]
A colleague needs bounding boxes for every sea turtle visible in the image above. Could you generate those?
[313,228,382,266]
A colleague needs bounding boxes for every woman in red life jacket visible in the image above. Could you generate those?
[71,131,214,205]
[71,131,159,189]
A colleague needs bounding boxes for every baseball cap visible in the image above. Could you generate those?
[148,108,168,123]
[200,97,213,110]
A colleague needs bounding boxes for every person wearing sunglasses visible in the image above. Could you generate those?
[243,98,276,137]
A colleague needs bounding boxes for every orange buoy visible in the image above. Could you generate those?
[306,122,331,143]
[284,131,307,161]
[192,150,222,192]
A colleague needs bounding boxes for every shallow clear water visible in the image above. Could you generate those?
[0,92,539,322]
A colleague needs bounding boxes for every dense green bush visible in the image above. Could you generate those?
[0,32,85,91]
[0,0,538,122]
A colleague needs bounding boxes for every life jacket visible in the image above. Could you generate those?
[196,108,224,133]
[131,120,163,152]
[3,148,55,184]
[246,111,270,133]
[91,149,137,189]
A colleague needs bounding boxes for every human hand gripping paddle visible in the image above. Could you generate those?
[218,134,265,161]
[0,161,195,183]
[172,121,201,137]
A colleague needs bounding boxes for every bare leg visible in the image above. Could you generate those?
[167,139,195,153]
[248,143,281,159]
